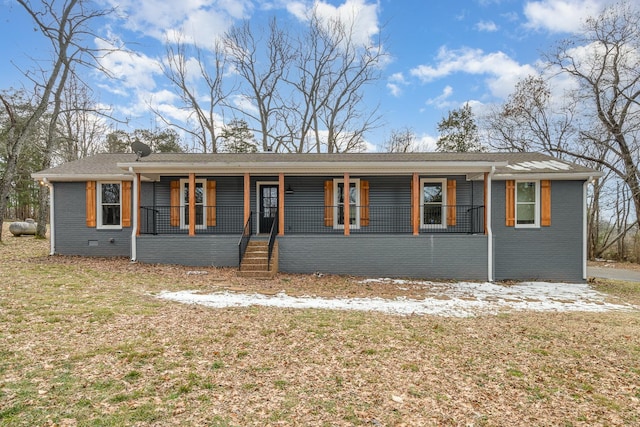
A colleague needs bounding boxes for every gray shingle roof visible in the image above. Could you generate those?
[32,152,600,181]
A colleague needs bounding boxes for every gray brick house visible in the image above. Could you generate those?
[33,152,600,282]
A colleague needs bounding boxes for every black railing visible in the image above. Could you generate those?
[283,205,484,234]
[267,212,278,271]
[238,212,253,268]
[140,204,485,236]
[139,205,244,235]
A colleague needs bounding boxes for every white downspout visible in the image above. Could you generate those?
[129,167,138,262]
[583,177,592,280]
[44,178,55,256]
[487,166,495,282]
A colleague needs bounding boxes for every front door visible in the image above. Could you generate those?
[259,185,278,233]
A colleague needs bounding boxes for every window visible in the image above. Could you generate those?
[180,179,207,229]
[515,181,539,227]
[97,182,121,229]
[334,178,360,229]
[420,178,446,228]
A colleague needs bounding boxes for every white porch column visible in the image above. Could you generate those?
[486,167,495,282]
[129,169,138,261]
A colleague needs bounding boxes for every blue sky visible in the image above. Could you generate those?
[0,0,615,151]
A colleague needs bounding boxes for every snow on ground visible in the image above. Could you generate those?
[156,279,636,318]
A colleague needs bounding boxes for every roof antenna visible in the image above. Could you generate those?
[131,140,152,161]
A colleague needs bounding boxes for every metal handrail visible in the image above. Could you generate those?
[267,212,278,271]
[238,212,253,269]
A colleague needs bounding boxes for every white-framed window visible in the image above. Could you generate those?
[420,178,447,228]
[334,178,360,229]
[515,180,539,228]
[97,182,121,229]
[180,178,207,229]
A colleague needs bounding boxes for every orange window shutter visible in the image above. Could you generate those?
[206,180,217,227]
[170,180,180,227]
[505,180,515,227]
[541,180,551,226]
[324,180,334,227]
[86,181,96,227]
[360,180,370,226]
[122,181,132,227]
[447,179,457,226]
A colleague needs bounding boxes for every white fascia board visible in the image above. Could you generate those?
[492,171,603,181]
[118,161,507,175]
[31,173,135,182]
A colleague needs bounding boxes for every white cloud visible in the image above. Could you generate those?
[475,20,498,32]
[286,0,380,46]
[95,38,162,93]
[410,47,536,99]
[105,0,253,46]
[417,133,438,152]
[426,85,454,108]
[523,0,606,33]
[387,72,407,97]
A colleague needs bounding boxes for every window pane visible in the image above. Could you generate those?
[102,205,120,226]
[102,183,120,204]
[423,183,442,203]
[183,183,204,204]
[423,206,442,225]
[517,182,536,202]
[517,204,535,224]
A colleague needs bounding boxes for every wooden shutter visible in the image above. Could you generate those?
[170,180,180,227]
[505,180,515,227]
[324,180,334,227]
[360,180,370,226]
[541,180,551,226]
[86,181,96,227]
[122,181,132,227]
[446,179,457,226]
[206,180,217,226]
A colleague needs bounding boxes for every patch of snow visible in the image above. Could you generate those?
[156,280,636,318]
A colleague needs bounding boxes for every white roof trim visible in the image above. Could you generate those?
[117,160,506,176]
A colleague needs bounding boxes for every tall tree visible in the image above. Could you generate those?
[159,39,229,153]
[544,1,640,228]
[0,0,113,240]
[436,103,483,152]
[104,128,184,154]
[220,119,258,153]
[225,18,292,152]
[287,7,384,153]
[383,127,419,153]
[484,75,578,155]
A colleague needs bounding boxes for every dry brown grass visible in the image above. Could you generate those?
[1,225,640,426]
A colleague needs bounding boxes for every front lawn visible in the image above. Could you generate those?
[1,229,639,426]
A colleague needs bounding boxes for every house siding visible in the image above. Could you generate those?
[492,180,584,282]
[53,182,131,257]
[278,234,488,280]
[136,235,238,266]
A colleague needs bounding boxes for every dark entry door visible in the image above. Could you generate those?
[260,185,278,233]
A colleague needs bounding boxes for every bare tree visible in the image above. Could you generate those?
[224,18,292,152]
[1,0,113,240]
[382,127,418,153]
[158,38,229,153]
[56,74,108,162]
[484,75,578,154]
[544,1,640,227]
[294,8,384,153]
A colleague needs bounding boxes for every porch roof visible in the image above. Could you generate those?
[32,152,601,182]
